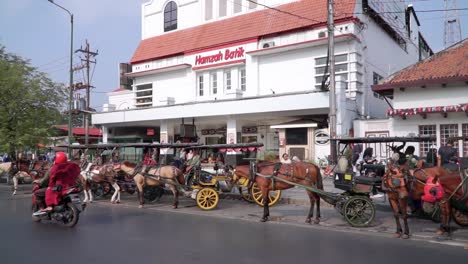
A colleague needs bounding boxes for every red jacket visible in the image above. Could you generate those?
[45,162,80,206]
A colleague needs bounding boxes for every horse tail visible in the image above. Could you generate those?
[315,164,324,190]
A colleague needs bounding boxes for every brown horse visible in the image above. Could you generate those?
[233,161,323,223]
[401,161,467,235]
[382,164,410,239]
[118,161,185,209]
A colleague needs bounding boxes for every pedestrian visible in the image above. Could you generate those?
[438,139,458,170]
[425,145,438,167]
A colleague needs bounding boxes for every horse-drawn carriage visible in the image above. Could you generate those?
[182,143,269,210]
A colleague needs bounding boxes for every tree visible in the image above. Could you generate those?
[0,46,66,157]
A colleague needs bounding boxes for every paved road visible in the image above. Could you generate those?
[0,186,466,264]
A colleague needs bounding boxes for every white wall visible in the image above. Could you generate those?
[393,85,468,109]
[108,91,135,110]
[141,0,299,40]
[358,10,423,119]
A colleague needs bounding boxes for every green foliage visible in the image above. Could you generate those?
[262,151,277,161]
[0,46,66,155]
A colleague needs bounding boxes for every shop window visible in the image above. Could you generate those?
[219,0,227,17]
[419,125,436,157]
[373,72,384,99]
[249,0,258,9]
[314,54,349,90]
[205,0,213,20]
[240,67,246,91]
[233,0,242,13]
[164,1,177,32]
[440,124,458,147]
[286,128,308,145]
[135,83,152,108]
[198,75,204,96]
[224,70,231,90]
[211,72,217,95]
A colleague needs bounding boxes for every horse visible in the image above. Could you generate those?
[118,161,185,209]
[382,163,410,239]
[398,161,467,236]
[78,162,122,203]
[11,159,52,196]
[233,161,323,223]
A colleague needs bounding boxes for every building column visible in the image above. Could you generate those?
[225,118,243,165]
[159,120,175,164]
[336,76,352,137]
[102,126,108,144]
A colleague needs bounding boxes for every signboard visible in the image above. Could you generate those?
[367,0,406,39]
[194,45,245,67]
[315,129,330,145]
[147,128,155,136]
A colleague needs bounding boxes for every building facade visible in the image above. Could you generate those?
[355,39,468,160]
[92,0,432,163]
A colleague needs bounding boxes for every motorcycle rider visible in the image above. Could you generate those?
[33,152,80,216]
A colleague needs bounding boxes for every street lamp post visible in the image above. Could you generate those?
[48,0,73,157]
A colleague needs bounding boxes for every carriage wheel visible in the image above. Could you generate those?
[91,182,112,198]
[342,196,375,227]
[143,185,164,203]
[196,188,219,210]
[238,187,254,203]
[452,208,468,227]
[251,183,282,207]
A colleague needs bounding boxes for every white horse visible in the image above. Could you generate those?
[0,162,19,195]
[78,162,121,204]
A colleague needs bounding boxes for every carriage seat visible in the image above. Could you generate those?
[354,175,382,185]
[362,164,386,177]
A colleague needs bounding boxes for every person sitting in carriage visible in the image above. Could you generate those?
[185,149,201,173]
[363,148,377,165]
[438,139,458,171]
[404,146,419,168]
[33,152,81,215]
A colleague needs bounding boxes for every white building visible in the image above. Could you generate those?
[355,39,468,159]
[92,0,432,164]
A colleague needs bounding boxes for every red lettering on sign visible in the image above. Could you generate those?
[194,47,245,66]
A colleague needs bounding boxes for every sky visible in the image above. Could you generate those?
[0,0,467,112]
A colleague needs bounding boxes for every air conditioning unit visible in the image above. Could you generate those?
[318,31,327,38]
[262,41,275,48]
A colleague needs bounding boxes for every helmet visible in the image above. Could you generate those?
[54,152,67,164]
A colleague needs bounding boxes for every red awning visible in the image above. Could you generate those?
[54,125,102,136]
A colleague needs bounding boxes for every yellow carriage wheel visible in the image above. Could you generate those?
[196,188,219,210]
[239,187,254,203]
[251,183,282,207]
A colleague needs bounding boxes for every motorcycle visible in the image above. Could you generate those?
[31,183,85,228]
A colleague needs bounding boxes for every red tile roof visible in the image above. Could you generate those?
[130,0,356,64]
[373,39,468,91]
[55,125,102,136]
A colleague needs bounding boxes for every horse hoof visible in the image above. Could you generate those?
[401,234,409,239]
[393,233,402,238]
[116,201,120,204]
[436,229,445,235]
[260,218,268,222]
[305,218,311,224]
[313,219,320,225]
[138,205,143,209]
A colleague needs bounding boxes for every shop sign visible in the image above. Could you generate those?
[194,47,245,66]
[315,130,330,145]
[242,126,257,134]
[147,128,155,136]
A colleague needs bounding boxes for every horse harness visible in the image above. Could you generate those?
[254,162,314,190]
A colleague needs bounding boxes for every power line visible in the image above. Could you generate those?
[347,7,468,15]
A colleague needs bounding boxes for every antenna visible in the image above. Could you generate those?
[444,0,462,48]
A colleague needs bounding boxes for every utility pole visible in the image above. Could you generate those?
[75,40,98,144]
[327,0,337,164]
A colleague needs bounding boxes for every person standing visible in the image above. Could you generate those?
[425,145,438,167]
[438,139,458,171]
